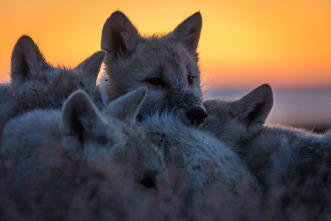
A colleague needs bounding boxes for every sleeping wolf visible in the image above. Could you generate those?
[1,88,165,201]
[99,11,207,126]
[203,84,331,188]
[0,35,106,124]
[140,111,257,202]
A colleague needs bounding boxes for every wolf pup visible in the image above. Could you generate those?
[203,84,331,189]
[99,11,207,126]
[2,88,165,199]
[0,35,106,124]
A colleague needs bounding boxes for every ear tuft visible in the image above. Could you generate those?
[61,90,103,145]
[103,87,147,124]
[101,11,140,59]
[235,84,273,127]
[74,51,105,83]
[170,12,202,53]
[10,35,51,87]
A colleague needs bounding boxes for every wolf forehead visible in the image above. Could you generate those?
[108,39,199,72]
[139,38,199,60]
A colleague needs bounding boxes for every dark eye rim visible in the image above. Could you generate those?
[187,75,196,85]
[146,77,163,86]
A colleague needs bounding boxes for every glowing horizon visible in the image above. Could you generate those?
[1,0,330,90]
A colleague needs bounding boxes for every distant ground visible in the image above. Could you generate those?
[205,87,331,133]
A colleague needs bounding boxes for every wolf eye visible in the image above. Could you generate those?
[147,77,163,86]
[139,177,156,189]
[188,76,195,85]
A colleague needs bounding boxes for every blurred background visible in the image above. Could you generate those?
[1,0,330,130]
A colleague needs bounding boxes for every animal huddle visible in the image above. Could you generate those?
[1,10,331,220]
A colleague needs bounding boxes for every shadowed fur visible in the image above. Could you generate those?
[100,11,207,126]
[203,84,331,190]
[1,88,165,200]
[0,35,107,124]
[0,83,13,126]
[140,111,258,203]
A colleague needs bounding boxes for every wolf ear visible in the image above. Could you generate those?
[61,90,104,147]
[74,51,105,83]
[233,84,273,128]
[10,35,52,87]
[170,12,202,53]
[101,11,141,59]
[103,87,147,124]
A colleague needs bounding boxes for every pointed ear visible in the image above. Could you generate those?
[74,51,105,83]
[101,11,141,59]
[10,35,51,87]
[233,84,273,128]
[103,87,147,124]
[61,90,104,146]
[169,12,202,53]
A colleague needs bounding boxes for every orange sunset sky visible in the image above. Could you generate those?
[0,0,331,91]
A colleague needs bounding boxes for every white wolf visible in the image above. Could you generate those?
[203,84,331,188]
[99,11,207,126]
[0,35,106,124]
[140,112,257,202]
[1,88,165,200]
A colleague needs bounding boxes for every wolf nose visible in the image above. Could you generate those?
[187,106,208,126]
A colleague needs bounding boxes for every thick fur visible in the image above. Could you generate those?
[140,112,257,202]
[0,35,106,124]
[203,84,331,189]
[0,83,13,126]
[1,88,165,201]
[100,11,206,126]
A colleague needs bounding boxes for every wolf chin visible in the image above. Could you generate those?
[99,11,207,126]
[203,84,331,190]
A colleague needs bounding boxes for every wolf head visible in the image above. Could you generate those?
[203,84,274,151]
[100,11,207,126]
[60,87,165,190]
[10,35,106,114]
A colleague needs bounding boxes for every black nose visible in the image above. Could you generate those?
[187,106,208,126]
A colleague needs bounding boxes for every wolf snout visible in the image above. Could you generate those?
[187,106,208,126]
